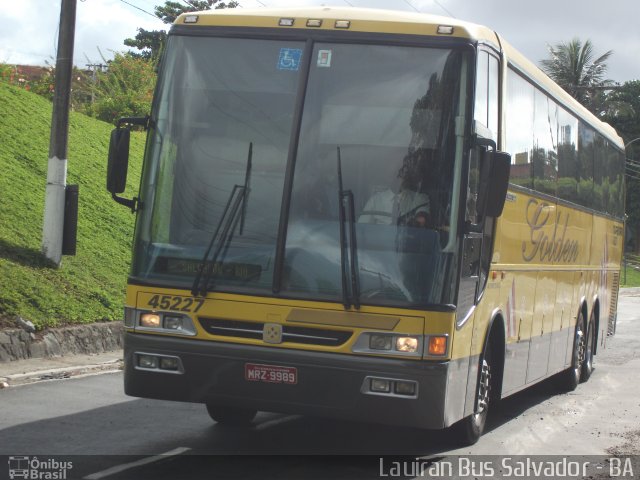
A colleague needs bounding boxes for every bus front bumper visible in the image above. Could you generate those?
[123,331,453,430]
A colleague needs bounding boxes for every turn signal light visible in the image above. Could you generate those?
[428,336,448,356]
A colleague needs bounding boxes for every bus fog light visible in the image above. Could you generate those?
[140,313,161,328]
[163,315,183,330]
[394,380,417,396]
[138,354,158,369]
[396,336,419,353]
[159,357,180,371]
[369,334,392,350]
[370,378,390,393]
[428,336,448,356]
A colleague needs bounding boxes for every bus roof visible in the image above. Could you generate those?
[175,6,500,43]
[174,6,624,149]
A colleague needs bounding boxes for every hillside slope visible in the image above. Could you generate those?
[0,82,145,328]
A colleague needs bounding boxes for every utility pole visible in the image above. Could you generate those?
[85,63,106,104]
[42,0,77,266]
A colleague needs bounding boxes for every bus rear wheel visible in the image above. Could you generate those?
[205,404,257,426]
[581,312,596,382]
[562,311,586,392]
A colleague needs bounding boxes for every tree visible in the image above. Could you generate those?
[125,0,238,62]
[83,53,156,124]
[540,38,614,116]
[604,81,640,253]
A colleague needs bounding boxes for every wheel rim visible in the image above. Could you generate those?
[584,320,594,370]
[576,322,586,368]
[473,357,491,423]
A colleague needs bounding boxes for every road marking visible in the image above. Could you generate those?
[83,447,191,479]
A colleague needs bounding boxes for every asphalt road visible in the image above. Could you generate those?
[1,291,639,479]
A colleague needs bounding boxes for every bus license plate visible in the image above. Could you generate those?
[245,363,297,385]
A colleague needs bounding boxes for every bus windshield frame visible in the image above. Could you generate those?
[131,30,475,310]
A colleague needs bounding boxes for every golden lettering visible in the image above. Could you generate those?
[522,199,579,263]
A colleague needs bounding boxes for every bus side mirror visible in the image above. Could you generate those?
[107,116,148,212]
[477,150,511,218]
[107,127,130,194]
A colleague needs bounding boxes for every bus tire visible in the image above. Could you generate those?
[581,311,596,382]
[205,404,257,426]
[451,342,492,445]
[562,311,586,392]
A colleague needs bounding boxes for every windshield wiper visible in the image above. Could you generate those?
[337,147,360,309]
[191,142,253,297]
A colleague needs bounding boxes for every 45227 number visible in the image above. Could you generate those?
[146,295,204,313]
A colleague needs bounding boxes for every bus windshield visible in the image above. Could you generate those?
[132,35,469,307]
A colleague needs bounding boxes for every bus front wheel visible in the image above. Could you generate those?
[450,342,492,445]
[205,404,257,427]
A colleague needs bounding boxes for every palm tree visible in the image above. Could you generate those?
[540,38,613,115]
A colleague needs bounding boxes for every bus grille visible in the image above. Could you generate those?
[608,272,620,336]
[198,318,353,347]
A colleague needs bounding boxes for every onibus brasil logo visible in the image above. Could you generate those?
[8,456,73,480]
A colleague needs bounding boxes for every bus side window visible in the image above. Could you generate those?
[474,51,488,131]
[466,149,480,226]
[474,50,499,142]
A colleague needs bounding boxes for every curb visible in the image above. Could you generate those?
[619,287,640,297]
[0,356,123,388]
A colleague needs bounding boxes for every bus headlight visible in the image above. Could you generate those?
[163,315,184,331]
[135,311,197,336]
[396,336,419,353]
[353,333,423,357]
[369,334,393,350]
[140,313,161,328]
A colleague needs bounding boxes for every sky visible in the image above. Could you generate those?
[0,0,638,83]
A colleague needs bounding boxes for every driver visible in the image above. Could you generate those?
[358,157,430,227]
[358,187,430,226]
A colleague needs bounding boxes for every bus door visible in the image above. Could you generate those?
[456,144,492,326]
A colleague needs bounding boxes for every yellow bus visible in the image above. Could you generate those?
[106,7,625,444]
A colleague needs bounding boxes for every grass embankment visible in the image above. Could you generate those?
[621,265,640,288]
[0,82,145,329]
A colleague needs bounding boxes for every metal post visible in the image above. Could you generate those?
[42,0,77,266]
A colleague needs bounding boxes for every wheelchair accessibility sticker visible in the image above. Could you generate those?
[278,48,303,71]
